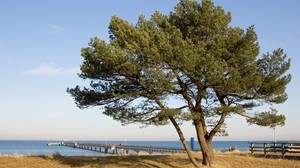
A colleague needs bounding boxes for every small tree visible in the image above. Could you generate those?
[67,0,291,167]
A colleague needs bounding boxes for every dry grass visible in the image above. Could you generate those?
[0,152,299,168]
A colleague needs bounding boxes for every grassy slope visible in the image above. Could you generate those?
[0,152,299,168]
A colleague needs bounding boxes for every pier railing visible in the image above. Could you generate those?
[249,142,300,158]
[54,142,186,155]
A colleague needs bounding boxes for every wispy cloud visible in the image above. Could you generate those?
[24,64,78,77]
[49,25,66,34]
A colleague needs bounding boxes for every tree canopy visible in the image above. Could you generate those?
[67,0,291,166]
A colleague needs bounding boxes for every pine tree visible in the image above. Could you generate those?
[67,0,291,166]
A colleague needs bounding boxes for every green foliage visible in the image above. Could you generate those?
[67,0,290,135]
[247,108,286,128]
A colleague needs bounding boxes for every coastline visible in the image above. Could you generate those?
[0,140,251,156]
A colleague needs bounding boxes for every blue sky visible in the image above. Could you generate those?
[0,0,299,141]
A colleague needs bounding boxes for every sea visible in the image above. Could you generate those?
[0,140,251,156]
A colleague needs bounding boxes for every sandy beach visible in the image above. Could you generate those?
[0,151,299,168]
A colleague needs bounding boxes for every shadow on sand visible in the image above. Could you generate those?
[38,152,197,168]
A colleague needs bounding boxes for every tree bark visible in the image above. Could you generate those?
[201,140,214,166]
[169,117,200,168]
[195,120,214,166]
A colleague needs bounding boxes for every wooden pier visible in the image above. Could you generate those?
[249,141,300,158]
[47,142,62,146]
[53,142,186,155]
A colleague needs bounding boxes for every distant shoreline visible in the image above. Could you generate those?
[1,140,300,157]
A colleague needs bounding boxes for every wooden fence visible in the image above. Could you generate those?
[249,142,300,158]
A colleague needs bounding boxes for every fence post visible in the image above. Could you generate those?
[250,143,254,154]
[264,143,268,157]
[282,143,286,158]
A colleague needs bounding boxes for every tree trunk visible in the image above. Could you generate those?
[200,140,214,166]
[169,117,201,168]
[195,121,214,166]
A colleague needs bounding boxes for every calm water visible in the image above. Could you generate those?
[0,140,250,156]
